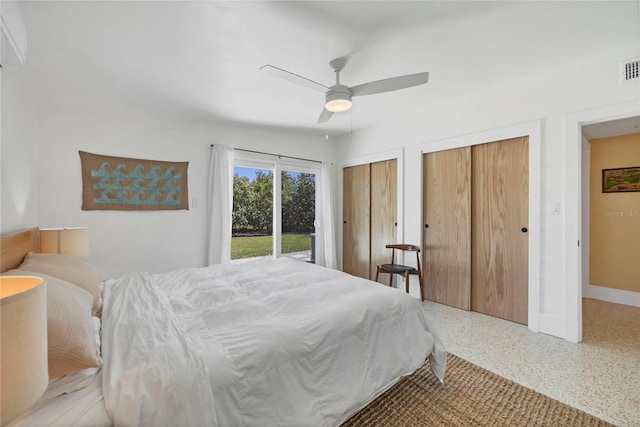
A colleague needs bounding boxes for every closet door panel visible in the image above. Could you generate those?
[471,137,529,324]
[343,164,371,279]
[423,147,472,309]
[370,159,398,281]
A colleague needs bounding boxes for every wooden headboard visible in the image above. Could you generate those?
[0,227,39,273]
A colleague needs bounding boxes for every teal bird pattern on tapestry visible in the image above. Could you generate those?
[91,161,183,205]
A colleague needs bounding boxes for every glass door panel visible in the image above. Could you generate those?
[281,170,316,263]
[231,166,273,261]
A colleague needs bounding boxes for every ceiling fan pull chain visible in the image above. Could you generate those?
[350,109,353,135]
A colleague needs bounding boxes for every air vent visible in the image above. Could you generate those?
[621,58,640,83]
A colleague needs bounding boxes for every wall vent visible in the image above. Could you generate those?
[621,58,640,83]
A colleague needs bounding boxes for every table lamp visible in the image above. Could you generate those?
[0,276,48,426]
[39,227,89,256]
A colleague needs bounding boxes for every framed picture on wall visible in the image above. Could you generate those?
[602,166,640,193]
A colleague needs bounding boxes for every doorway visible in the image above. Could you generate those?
[582,118,640,302]
[564,101,640,342]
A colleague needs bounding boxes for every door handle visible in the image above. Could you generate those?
[521,227,528,233]
[424,224,429,228]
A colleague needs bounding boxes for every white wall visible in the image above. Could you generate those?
[335,43,640,340]
[1,70,39,232]
[28,104,336,279]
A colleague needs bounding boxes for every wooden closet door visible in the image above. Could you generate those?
[343,164,371,279]
[370,159,397,281]
[423,147,472,309]
[471,136,529,324]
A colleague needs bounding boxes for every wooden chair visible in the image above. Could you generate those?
[375,244,424,301]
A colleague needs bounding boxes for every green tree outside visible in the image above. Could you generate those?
[232,170,315,235]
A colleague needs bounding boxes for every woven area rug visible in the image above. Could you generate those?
[341,353,614,427]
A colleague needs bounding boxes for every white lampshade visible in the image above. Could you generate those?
[39,227,89,256]
[0,276,48,426]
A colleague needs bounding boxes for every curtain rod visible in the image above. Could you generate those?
[210,145,322,164]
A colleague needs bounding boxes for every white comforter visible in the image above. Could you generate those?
[101,258,446,427]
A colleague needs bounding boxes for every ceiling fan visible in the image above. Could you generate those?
[260,58,429,124]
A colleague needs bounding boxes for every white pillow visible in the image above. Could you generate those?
[41,317,102,400]
[18,252,101,315]
[5,270,102,378]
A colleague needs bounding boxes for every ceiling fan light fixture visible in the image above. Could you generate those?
[325,98,352,112]
[325,85,352,112]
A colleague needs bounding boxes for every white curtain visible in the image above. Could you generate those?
[320,162,337,269]
[207,144,234,265]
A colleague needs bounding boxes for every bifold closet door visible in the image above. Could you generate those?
[423,147,472,309]
[370,159,397,281]
[471,136,529,325]
[343,163,371,279]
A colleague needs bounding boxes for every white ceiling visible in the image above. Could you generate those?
[583,116,640,140]
[16,1,640,136]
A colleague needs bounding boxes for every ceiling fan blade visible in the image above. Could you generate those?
[317,108,334,124]
[260,65,328,92]
[350,72,429,97]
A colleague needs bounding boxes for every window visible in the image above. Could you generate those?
[231,154,319,263]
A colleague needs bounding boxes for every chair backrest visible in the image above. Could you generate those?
[385,244,420,253]
[384,244,421,274]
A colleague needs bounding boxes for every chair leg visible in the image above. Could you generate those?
[419,274,425,301]
[375,270,379,283]
[405,272,410,293]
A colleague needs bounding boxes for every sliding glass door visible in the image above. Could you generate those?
[280,169,316,262]
[231,156,319,263]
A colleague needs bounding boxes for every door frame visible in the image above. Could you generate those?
[417,120,542,332]
[564,101,640,343]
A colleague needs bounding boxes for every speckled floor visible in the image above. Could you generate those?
[422,298,640,427]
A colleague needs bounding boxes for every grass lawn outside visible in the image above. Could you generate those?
[231,233,312,259]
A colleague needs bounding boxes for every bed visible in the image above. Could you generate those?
[1,228,447,427]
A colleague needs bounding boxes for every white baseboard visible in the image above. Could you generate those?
[583,284,640,307]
